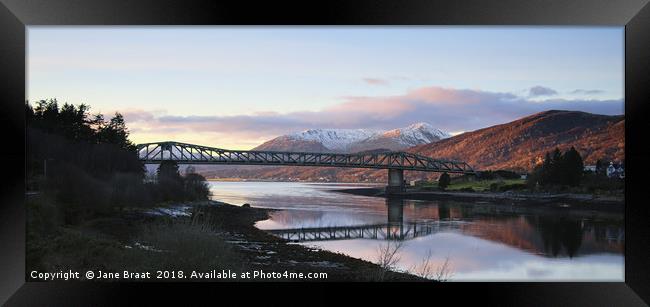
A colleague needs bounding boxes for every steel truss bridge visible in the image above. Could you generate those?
[136,141,475,173]
[265,221,462,242]
[137,141,475,193]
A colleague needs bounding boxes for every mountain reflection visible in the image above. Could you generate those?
[263,197,624,259]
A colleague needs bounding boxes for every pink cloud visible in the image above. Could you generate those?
[122,85,622,147]
[363,78,389,86]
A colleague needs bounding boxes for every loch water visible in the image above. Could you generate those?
[208,181,624,281]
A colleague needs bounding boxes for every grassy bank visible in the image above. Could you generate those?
[404,175,623,207]
[418,178,526,192]
[27,196,243,279]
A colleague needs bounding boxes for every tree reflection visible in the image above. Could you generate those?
[438,203,451,220]
[533,216,584,258]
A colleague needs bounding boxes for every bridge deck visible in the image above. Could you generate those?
[136,141,475,174]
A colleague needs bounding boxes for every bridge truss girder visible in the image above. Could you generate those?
[136,141,476,174]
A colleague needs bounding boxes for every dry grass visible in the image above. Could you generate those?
[28,204,247,280]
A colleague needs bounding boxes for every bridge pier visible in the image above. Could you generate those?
[385,169,405,194]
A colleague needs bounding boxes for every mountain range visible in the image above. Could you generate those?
[197,110,624,182]
[253,123,450,153]
[409,110,624,172]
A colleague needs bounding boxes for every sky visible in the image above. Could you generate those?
[28,27,624,149]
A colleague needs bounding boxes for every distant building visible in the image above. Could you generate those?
[410,180,425,186]
[616,165,625,179]
[606,162,625,179]
[606,163,615,177]
[584,165,597,172]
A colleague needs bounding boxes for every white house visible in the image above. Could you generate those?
[606,162,625,179]
[606,162,615,177]
[616,165,625,179]
[584,165,597,172]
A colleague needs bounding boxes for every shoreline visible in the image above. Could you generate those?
[159,201,424,281]
[331,187,623,212]
[205,178,381,186]
[27,194,424,282]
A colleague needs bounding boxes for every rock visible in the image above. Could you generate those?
[242,203,251,208]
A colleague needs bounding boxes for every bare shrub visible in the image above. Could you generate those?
[409,249,454,281]
[434,256,454,282]
[373,240,404,281]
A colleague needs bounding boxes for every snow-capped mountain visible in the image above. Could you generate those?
[253,123,450,153]
[350,123,450,152]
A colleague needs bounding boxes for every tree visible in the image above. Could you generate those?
[550,147,563,182]
[27,99,143,177]
[33,99,60,134]
[184,165,196,175]
[561,147,584,186]
[438,172,451,190]
[156,160,185,201]
[183,166,209,201]
[595,159,606,175]
[539,152,553,186]
[529,147,584,188]
[25,102,34,125]
[110,172,150,210]
[157,160,180,181]
[97,113,136,151]
[527,164,542,189]
[184,173,211,201]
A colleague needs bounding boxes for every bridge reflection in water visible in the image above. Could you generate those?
[266,198,461,241]
[264,198,624,258]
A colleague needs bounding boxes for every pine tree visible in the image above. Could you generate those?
[536,147,584,187]
[97,113,136,151]
[562,147,584,186]
[539,152,553,186]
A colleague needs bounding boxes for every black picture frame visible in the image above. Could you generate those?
[1,0,649,305]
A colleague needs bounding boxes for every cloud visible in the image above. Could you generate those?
[529,86,558,97]
[123,85,623,148]
[570,89,605,95]
[363,78,389,86]
[117,108,156,122]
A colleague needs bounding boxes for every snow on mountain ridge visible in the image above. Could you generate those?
[286,128,382,151]
[379,122,451,146]
[263,123,450,152]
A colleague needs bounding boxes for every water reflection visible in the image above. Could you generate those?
[263,197,624,259]
[209,181,624,281]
